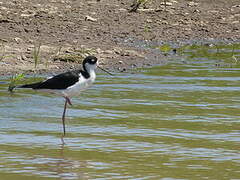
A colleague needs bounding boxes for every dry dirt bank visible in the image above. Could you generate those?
[0,0,239,75]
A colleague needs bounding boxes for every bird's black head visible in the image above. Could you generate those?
[82,56,98,72]
[82,55,114,76]
[83,56,98,65]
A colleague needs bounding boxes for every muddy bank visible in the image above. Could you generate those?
[0,0,239,75]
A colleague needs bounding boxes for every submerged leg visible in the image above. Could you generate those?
[61,97,73,144]
[62,98,68,137]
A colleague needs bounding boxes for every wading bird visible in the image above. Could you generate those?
[10,56,112,140]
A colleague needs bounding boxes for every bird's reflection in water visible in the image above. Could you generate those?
[35,143,90,179]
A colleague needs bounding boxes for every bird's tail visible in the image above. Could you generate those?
[18,83,39,89]
[8,82,41,92]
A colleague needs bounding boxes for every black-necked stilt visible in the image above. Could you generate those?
[11,56,112,139]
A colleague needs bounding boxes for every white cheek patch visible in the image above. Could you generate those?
[85,63,97,71]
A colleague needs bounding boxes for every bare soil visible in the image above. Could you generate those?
[0,0,239,75]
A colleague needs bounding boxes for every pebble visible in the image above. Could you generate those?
[85,15,97,22]
[146,19,153,23]
[160,2,173,6]
[188,2,199,6]
[104,50,114,54]
[14,37,22,43]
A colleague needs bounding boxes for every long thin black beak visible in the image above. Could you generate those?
[98,66,114,76]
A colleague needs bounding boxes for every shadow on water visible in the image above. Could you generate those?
[0,43,240,179]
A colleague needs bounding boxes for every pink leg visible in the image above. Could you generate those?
[65,96,72,106]
[61,97,73,142]
[61,97,73,138]
[62,98,68,137]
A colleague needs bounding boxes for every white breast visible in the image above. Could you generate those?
[63,71,96,97]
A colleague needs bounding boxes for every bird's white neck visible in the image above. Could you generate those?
[89,68,96,80]
[84,63,96,80]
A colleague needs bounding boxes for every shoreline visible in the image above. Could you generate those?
[0,0,239,75]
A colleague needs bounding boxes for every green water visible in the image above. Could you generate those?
[0,44,240,179]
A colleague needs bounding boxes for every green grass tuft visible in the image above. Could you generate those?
[33,43,41,69]
[8,73,25,92]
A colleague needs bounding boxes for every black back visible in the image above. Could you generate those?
[34,70,83,89]
[20,70,87,90]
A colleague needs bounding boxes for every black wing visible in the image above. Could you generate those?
[20,70,82,90]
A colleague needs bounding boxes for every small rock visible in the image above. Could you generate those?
[14,37,22,43]
[234,14,240,18]
[17,55,22,61]
[1,7,8,10]
[98,62,106,65]
[124,50,139,56]
[26,47,33,52]
[25,54,32,58]
[85,15,97,22]
[113,47,122,54]
[138,9,155,12]
[87,1,97,5]
[118,67,126,72]
[20,10,36,17]
[232,21,239,24]
[119,8,127,12]
[193,9,200,13]
[82,27,88,31]
[21,14,31,17]
[96,48,102,54]
[161,20,169,25]
[21,54,27,60]
[146,19,153,23]
[184,28,192,31]
[121,68,126,72]
[232,5,240,8]
[169,0,178,3]
[160,2,173,6]
[188,2,198,6]
[171,22,179,26]
[104,50,114,54]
